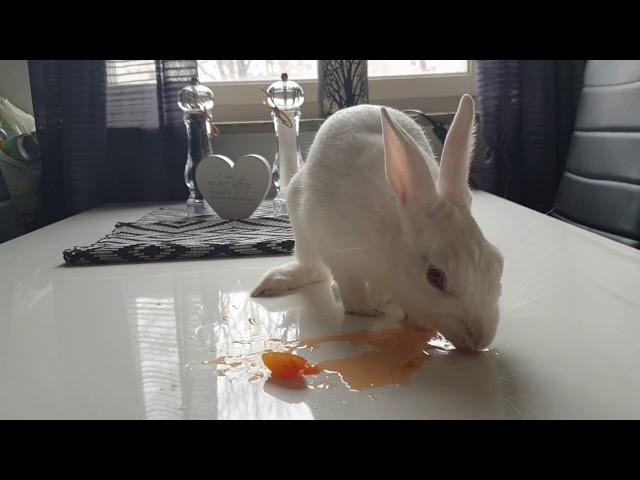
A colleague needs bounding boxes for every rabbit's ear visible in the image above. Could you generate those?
[438,94,475,208]
[381,107,437,208]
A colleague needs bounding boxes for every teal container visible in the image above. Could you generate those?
[0,134,40,164]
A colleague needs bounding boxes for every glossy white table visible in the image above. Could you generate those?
[1,192,639,419]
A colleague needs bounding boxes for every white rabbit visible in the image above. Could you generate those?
[251,95,504,350]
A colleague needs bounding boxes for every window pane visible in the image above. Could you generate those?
[368,60,468,77]
[198,60,317,83]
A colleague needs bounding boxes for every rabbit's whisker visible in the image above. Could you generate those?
[504,238,540,261]
[501,284,569,313]
[508,245,563,264]
[519,206,557,237]
[500,206,558,260]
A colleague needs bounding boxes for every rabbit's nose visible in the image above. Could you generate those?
[460,329,488,351]
[468,331,494,351]
[455,324,480,351]
[448,333,476,351]
[459,339,478,351]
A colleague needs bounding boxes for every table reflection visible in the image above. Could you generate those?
[213,289,313,419]
[127,296,182,419]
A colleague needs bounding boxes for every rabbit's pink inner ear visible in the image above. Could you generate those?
[438,94,475,208]
[380,107,436,207]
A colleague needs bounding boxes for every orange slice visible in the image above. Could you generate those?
[262,351,322,379]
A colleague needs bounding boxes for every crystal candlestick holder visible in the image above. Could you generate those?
[266,73,304,216]
[178,77,215,215]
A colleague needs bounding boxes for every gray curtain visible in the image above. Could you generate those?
[28,60,198,225]
[475,60,586,213]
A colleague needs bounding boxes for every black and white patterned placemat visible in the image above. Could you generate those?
[63,204,294,265]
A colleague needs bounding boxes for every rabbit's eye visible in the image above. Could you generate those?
[427,266,447,291]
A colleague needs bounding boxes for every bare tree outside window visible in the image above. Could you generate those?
[318,60,369,117]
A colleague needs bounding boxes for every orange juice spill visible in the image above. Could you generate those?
[294,327,437,391]
[211,326,438,392]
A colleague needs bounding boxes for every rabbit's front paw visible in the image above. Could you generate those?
[251,272,292,297]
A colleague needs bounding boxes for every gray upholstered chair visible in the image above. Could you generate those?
[553,60,640,248]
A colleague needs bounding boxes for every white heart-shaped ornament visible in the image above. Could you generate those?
[195,154,272,220]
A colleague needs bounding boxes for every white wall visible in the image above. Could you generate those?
[0,60,33,115]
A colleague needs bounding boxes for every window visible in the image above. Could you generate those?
[197,60,317,83]
[368,60,468,77]
[195,60,469,83]
[197,61,475,122]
